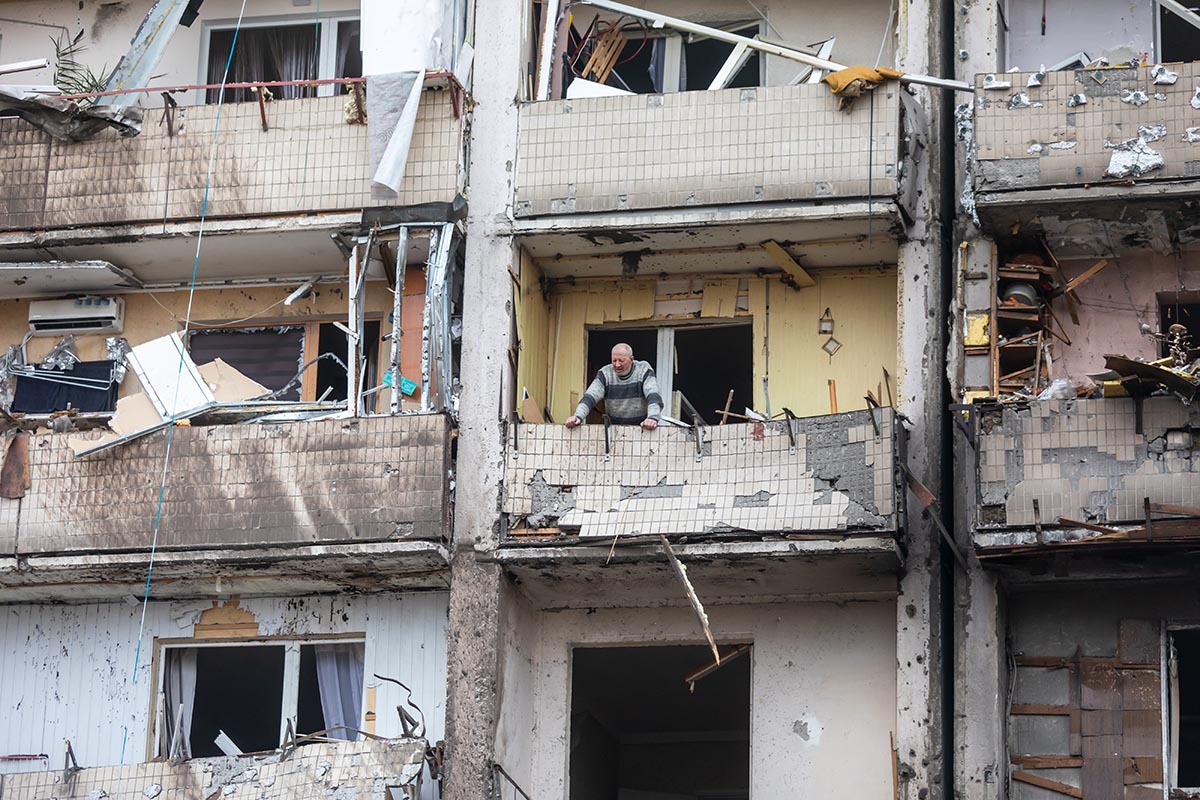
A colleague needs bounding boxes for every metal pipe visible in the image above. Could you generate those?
[574,0,973,92]
[419,227,441,413]
[437,222,456,412]
[388,228,409,415]
[0,59,50,76]
[346,244,361,416]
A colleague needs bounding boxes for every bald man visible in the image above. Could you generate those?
[565,343,662,430]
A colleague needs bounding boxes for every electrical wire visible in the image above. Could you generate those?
[123,0,250,764]
[144,289,289,327]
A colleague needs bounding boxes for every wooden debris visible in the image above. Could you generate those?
[659,535,720,664]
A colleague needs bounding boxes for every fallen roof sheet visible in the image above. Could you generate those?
[0,85,142,141]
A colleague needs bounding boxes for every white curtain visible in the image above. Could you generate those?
[161,648,198,759]
[314,643,365,741]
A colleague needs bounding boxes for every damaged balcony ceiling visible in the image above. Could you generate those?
[516,204,901,278]
[496,539,901,610]
[0,260,143,298]
[0,227,431,290]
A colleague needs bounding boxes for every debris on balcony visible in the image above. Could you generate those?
[0,85,142,141]
[0,738,427,800]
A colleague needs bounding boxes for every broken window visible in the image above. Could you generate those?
[1171,629,1200,788]
[204,17,361,103]
[159,640,365,759]
[186,321,381,403]
[1161,5,1200,63]
[569,644,751,800]
[561,17,761,96]
[585,322,753,424]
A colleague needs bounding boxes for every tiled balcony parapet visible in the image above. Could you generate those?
[502,409,901,540]
[514,84,901,217]
[0,91,462,231]
[0,738,426,800]
[974,398,1200,539]
[0,413,451,556]
[973,63,1200,193]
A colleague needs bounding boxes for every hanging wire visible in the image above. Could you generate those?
[122,0,251,764]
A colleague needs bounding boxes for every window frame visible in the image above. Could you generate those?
[148,633,367,761]
[197,12,361,104]
[1166,621,1200,792]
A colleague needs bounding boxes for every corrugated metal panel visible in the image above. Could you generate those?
[0,592,448,791]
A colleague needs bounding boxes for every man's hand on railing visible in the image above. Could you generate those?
[564,415,582,428]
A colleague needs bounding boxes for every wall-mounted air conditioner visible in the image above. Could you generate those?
[28,296,125,336]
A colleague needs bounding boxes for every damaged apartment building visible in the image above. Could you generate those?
[951,1,1200,799]
[0,0,468,798]
[0,0,964,799]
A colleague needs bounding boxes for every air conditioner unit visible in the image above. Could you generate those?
[28,296,125,336]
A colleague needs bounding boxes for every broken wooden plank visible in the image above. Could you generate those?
[1011,703,1072,715]
[1010,755,1084,768]
[659,535,720,664]
[0,432,29,499]
[684,643,751,688]
[1062,259,1109,294]
[1011,770,1082,798]
[761,240,816,288]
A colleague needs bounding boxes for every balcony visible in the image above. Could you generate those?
[497,410,904,606]
[971,62,1200,236]
[0,413,452,597]
[971,398,1200,559]
[0,738,427,800]
[0,91,462,232]
[513,84,905,219]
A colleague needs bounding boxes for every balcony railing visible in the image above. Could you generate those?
[0,738,426,800]
[972,398,1200,551]
[973,63,1200,193]
[0,91,462,231]
[0,413,451,556]
[502,409,901,541]
[514,84,902,217]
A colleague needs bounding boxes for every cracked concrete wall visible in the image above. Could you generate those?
[0,593,448,778]
[0,93,462,231]
[0,739,427,800]
[973,63,1200,192]
[512,600,897,799]
[503,411,898,536]
[514,86,900,217]
[974,398,1200,533]
[0,414,451,556]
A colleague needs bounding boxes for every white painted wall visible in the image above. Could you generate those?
[1002,0,1156,71]
[0,592,448,782]
[0,0,358,104]
[501,600,897,799]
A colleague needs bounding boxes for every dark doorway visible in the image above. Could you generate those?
[190,646,286,756]
[569,645,751,800]
[316,320,380,404]
[1162,7,1200,63]
[674,324,753,425]
[1160,302,1200,359]
[1177,630,1200,786]
[584,328,659,423]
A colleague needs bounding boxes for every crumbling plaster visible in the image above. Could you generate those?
[502,600,898,799]
[0,593,448,777]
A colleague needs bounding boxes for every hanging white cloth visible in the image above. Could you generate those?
[314,643,365,741]
[161,648,198,759]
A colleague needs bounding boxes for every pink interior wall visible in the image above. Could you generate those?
[1052,251,1198,385]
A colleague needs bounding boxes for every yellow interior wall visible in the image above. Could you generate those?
[547,278,656,422]
[750,271,898,417]
[0,280,406,399]
[514,251,551,412]
[542,270,897,422]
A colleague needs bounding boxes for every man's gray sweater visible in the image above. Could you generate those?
[573,360,663,424]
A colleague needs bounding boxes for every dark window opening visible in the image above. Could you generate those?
[206,24,321,103]
[569,645,751,800]
[681,26,760,92]
[316,320,380,404]
[673,324,753,425]
[1177,630,1200,786]
[296,645,327,735]
[1160,301,1200,359]
[584,327,659,424]
[190,646,286,757]
[188,326,306,401]
[1162,7,1200,64]
[336,20,363,87]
